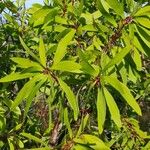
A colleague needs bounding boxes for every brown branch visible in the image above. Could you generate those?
[102,16,133,53]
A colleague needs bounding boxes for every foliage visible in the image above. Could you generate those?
[0,0,150,149]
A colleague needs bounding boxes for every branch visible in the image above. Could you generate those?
[103,16,133,53]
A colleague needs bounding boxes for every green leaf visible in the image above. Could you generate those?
[134,6,150,16]
[0,72,35,82]
[21,132,46,146]
[52,61,82,73]
[8,138,15,150]
[78,49,97,76]
[135,17,150,29]
[103,87,122,128]
[104,76,142,115]
[53,29,76,65]
[58,78,79,121]
[135,25,150,47]
[24,78,47,118]
[78,134,110,150]
[39,37,46,67]
[11,57,43,70]
[11,75,42,111]
[97,88,106,134]
[19,36,40,62]
[28,148,51,150]
[76,114,89,137]
[106,0,124,18]
[132,48,142,71]
[64,108,73,138]
[97,0,117,27]
[103,45,131,71]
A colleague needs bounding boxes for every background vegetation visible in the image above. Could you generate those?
[0,0,150,149]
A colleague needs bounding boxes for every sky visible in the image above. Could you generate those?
[26,0,43,8]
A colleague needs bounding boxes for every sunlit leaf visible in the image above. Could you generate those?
[104,76,142,115]
[64,108,73,138]
[52,61,82,73]
[134,6,150,16]
[53,29,76,65]
[0,72,36,82]
[58,78,79,121]
[11,57,43,70]
[11,74,43,111]
[19,36,39,62]
[21,132,47,146]
[106,0,124,18]
[103,87,122,127]
[97,88,106,134]
[76,114,89,137]
[75,134,110,150]
[39,37,46,67]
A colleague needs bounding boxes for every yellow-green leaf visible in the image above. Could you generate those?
[58,78,79,121]
[0,72,35,82]
[11,74,42,111]
[106,0,124,18]
[77,134,110,150]
[39,37,46,67]
[21,132,46,146]
[97,88,106,134]
[11,57,43,70]
[134,6,150,16]
[52,61,82,73]
[19,36,39,62]
[103,87,122,127]
[64,108,73,138]
[53,29,76,65]
[104,76,142,115]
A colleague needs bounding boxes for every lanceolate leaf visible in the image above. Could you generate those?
[76,114,89,137]
[0,72,36,82]
[19,36,40,62]
[64,108,73,138]
[103,45,131,71]
[39,37,46,67]
[78,134,110,150]
[103,87,122,127]
[97,88,106,134]
[106,0,124,18]
[97,0,117,27]
[11,57,43,70]
[21,132,47,146]
[58,78,79,121]
[78,49,97,76]
[24,78,47,118]
[53,29,76,65]
[135,25,150,47]
[104,76,142,115]
[11,75,43,111]
[52,61,82,73]
[134,5,150,16]
[135,17,150,29]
